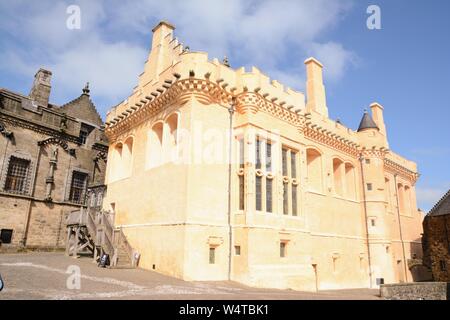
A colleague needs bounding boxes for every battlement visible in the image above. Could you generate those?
[107,21,308,122]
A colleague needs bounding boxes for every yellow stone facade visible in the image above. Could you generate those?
[103,21,424,291]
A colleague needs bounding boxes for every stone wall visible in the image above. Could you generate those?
[422,214,450,282]
[380,282,449,300]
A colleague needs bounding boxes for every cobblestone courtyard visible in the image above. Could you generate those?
[0,253,380,300]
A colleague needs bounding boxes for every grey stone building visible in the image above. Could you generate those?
[0,68,107,250]
[422,189,450,282]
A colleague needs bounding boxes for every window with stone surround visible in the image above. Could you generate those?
[4,156,31,194]
[79,123,94,145]
[255,136,275,213]
[69,171,88,204]
[282,146,299,216]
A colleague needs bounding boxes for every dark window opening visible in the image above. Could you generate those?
[79,123,94,145]
[69,171,88,204]
[235,246,241,256]
[440,260,447,271]
[367,183,373,191]
[0,229,13,244]
[4,157,30,193]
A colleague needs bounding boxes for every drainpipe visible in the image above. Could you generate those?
[359,155,374,288]
[393,174,408,282]
[226,98,235,280]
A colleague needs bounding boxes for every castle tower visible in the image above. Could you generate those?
[357,108,395,286]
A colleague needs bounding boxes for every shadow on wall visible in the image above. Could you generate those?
[409,237,433,282]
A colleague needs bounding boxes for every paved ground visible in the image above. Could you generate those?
[0,253,380,300]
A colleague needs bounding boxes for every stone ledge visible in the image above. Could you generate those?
[380,282,450,300]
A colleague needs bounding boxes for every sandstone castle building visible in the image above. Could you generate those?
[0,70,107,250]
[102,21,425,290]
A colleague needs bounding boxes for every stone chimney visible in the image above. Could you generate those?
[370,102,386,136]
[151,21,175,50]
[304,57,328,117]
[29,68,52,107]
[139,21,175,87]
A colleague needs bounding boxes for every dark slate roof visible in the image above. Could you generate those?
[357,111,379,132]
[428,189,450,216]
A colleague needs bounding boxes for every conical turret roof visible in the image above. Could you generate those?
[357,110,379,132]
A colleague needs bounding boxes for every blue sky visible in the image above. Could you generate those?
[0,0,449,210]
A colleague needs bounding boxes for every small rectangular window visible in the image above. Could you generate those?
[79,123,94,145]
[235,246,241,256]
[365,159,370,164]
[209,247,216,264]
[371,219,376,227]
[440,260,447,271]
[367,183,373,191]
[266,179,273,213]
[239,175,245,210]
[255,176,262,211]
[79,129,88,145]
[280,242,286,258]
[0,229,13,244]
[282,148,288,176]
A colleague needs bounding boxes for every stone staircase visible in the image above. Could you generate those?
[66,208,139,268]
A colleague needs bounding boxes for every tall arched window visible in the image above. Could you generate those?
[166,113,179,163]
[147,122,164,169]
[110,142,123,182]
[345,163,356,200]
[306,148,322,192]
[123,137,134,177]
[333,158,344,197]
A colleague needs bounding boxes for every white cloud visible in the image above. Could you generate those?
[309,41,358,81]
[0,0,357,115]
